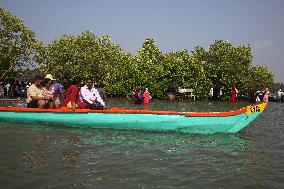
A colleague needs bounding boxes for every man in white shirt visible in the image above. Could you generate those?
[80,79,106,110]
[277,89,284,102]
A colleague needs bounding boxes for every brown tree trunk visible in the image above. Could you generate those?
[0,60,17,80]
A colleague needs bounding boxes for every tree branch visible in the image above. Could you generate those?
[0,60,17,80]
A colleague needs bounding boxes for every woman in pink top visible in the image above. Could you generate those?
[263,88,269,103]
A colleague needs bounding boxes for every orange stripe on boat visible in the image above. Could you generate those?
[0,106,247,117]
[184,107,247,117]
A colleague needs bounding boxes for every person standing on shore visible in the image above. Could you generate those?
[263,88,269,103]
[255,91,260,102]
[0,81,4,99]
[277,89,283,102]
[230,86,238,105]
[143,88,151,105]
[166,79,178,101]
[209,87,214,102]
[133,87,143,104]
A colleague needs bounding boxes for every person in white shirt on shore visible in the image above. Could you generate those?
[80,79,106,110]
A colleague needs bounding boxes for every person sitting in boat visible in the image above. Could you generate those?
[61,77,87,111]
[26,76,52,108]
[80,79,106,110]
[96,82,107,102]
[42,78,55,109]
[45,74,64,108]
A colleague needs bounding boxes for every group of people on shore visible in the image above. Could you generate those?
[0,79,30,99]
[26,74,107,111]
[163,78,273,104]
[250,88,270,103]
[208,86,238,104]
[220,86,271,104]
[132,87,151,105]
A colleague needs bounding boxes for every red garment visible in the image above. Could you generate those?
[231,89,237,104]
[62,85,86,109]
[143,91,150,104]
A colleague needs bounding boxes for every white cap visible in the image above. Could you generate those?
[45,74,56,80]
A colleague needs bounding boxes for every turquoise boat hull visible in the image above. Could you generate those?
[0,103,266,134]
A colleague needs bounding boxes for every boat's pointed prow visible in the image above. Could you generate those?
[227,102,267,133]
[246,102,266,114]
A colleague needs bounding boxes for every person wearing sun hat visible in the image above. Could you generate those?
[45,74,64,108]
[45,74,56,81]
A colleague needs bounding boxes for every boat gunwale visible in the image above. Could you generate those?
[0,106,248,117]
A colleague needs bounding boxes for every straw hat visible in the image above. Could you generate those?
[45,74,56,80]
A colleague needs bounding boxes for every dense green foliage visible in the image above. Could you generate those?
[1,7,275,99]
[191,40,274,97]
[0,7,41,80]
[37,32,274,99]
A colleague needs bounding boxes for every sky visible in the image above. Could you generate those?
[1,0,284,83]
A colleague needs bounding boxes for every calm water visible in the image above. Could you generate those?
[0,99,284,189]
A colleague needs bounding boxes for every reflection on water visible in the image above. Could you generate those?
[0,100,284,188]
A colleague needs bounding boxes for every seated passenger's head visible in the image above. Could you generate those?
[34,76,43,87]
[42,78,52,88]
[86,79,93,89]
[71,77,81,86]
